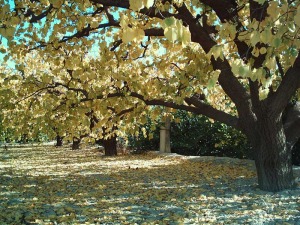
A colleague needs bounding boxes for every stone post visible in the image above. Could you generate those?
[160,117,171,153]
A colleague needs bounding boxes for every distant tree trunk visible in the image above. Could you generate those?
[20,134,29,143]
[72,137,81,150]
[55,135,63,147]
[103,136,117,156]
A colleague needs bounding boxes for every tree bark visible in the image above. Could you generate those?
[55,135,63,147]
[103,135,117,156]
[72,137,81,150]
[283,102,300,148]
[252,116,295,192]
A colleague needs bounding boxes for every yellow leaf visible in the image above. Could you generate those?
[259,88,269,100]
[181,26,191,47]
[265,57,276,70]
[164,27,178,42]
[120,15,128,28]
[149,133,154,139]
[129,0,144,11]
[295,7,300,27]
[122,27,145,43]
[267,2,280,20]
[50,0,62,8]
[250,31,260,46]
[122,28,135,43]
[90,19,99,29]
[251,47,259,57]
[143,0,154,8]
[207,45,223,61]
[40,0,50,6]
[3,27,15,38]
[260,29,272,44]
[10,16,20,26]
[259,47,267,54]
[207,70,221,89]
[174,118,181,123]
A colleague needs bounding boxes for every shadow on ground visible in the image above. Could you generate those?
[0,146,299,224]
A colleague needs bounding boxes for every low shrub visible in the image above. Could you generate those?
[127,110,300,164]
[128,111,253,159]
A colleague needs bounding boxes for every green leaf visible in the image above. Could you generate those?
[289,47,298,57]
[272,37,281,48]
[164,17,175,27]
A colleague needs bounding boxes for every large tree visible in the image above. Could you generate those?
[1,0,300,191]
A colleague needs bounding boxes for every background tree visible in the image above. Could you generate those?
[0,50,145,155]
[2,0,300,191]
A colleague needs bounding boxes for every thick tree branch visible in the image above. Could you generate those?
[104,6,116,23]
[50,82,89,99]
[129,92,239,130]
[15,88,47,104]
[90,0,130,9]
[61,22,119,42]
[270,54,300,115]
[249,0,268,21]
[184,95,239,129]
[25,4,54,23]
[110,28,163,51]
[33,76,240,131]
[167,3,252,121]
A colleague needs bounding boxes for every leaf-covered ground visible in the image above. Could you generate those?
[0,145,300,225]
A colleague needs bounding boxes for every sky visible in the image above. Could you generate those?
[0,0,15,68]
[0,0,111,69]
[0,1,166,70]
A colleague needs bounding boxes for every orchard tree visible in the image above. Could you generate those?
[2,0,300,191]
[0,50,145,155]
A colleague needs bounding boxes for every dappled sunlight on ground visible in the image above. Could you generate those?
[0,146,299,224]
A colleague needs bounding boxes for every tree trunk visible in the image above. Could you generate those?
[103,136,117,156]
[72,137,81,150]
[20,134,29,143]
[55,135,63,147]
[253,116,295,192]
